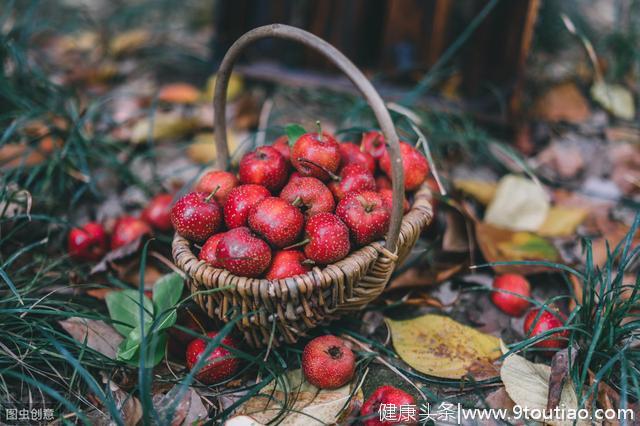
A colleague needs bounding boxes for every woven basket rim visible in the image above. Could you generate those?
[173,183,434,292]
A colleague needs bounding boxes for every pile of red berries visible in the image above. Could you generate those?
[171,129,429,278]
[68,194,173,261]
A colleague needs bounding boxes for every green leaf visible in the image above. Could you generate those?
[116,325,168,367]
[285,124,306,147]
[106,290,154,336]
[152,273,183,331]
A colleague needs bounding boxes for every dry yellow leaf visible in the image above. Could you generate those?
[538,206,588,237]
[109,29,151,56]
[186,131,244,164]
[130,113,198,144]
[453,179,497,205]
[203,73,244,102]
[236,369,361,425]
[501,352,586,426]
[484,175,550,232]
[591,82,635,120]
[386,314,501,379]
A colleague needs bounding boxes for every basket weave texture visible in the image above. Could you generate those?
[171,24,433,348]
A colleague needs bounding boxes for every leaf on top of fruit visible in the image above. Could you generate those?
[453,179,497,205]
[106,289,154,336]
[386,314,501,380]
[475,222,560,274]
[590,81,635,120]
[59,317,123,359]
[235,369,362,425]
[152,273,184,332]
[285,124,307,147]
[484,174,550,232]
[500,351,585,426]
[537,206,589,237]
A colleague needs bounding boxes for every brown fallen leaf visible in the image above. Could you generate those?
[547,346,578,411]
[158,83,201,104]
[152,385,192,426]
[385,261,467,291]
[534,82,591,123]
[109,29,152,56]
[59,317,123,359]
[386,314,501,380]
[476,222,560,274]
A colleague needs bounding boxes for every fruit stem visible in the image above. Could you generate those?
[283,238,310,250]
[301,259,315,266]
[205,185,221,202]
[298,158,339,181]
[291,196,303,207]
[315,120,322,136]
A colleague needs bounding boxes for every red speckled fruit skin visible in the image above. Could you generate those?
[303,213,350,264]
[361,385,416,426]
[111,216,152,249]
[375,175,392,190]
[302,335,355,389]
[491,274,531,317]
[170,192,222,243]
[266,250,311,280]
[328,163,377,201]
[336,191,390,246]
[68,222,108,261]
[361,131,386,160]
[279,177,335,217]
[185,331,240,384]
[199,233,226,267]
[339,142,376,174]
[524,308,569,353]
[141,193,173,231]
[379,142,429,191]
[195,170,239,205]
[271,135,291,163]
[239,146,288,192]
[379,189,409,214]
[215,227,272,277]
[248,197,304,248]
[291,132,341,181]
[224,184,270,229]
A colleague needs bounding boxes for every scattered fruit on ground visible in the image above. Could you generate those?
[216,227,272,277]
[141,193,173,231]
[195,170,239,205]
[265,250,311,280]
[523,308,569,353]
[491,274,531,317]
[186,331,240,384]
[291,130,341,181]
[68,222,108,261]
[379,142,428,191]
[361,385,416,426]
[280,176,335,217]
[302,335,355,389]
[336,191,390,246]
[223,184,270,229]
[248,197,304,248]
[111,216,152,249]
[302,213,351,264]
[239,146,288,192]
[170,192,222,243]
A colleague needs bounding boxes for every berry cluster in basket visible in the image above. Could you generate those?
[171,128,429,278]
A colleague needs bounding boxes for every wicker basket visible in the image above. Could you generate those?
[172,24,433,348]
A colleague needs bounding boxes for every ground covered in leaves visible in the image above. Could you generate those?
[1,1,639,425]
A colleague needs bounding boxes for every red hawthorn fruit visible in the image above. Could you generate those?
[185,331,240,384]
[327,163,376,201]
[361,385,416,426]
[223,184,270,229]
[199,232,226,268]
[523,308,569,353]
[265,250,311,280]
[247,197,304,248]
[375,175,392,190]
[336,191,390,246]
[379,142,429,191]
[339,142,376,174]
[279,176,335,217]
[379,189,410,214]
[215,227,272,277]
[111,216,152,249]
[491,274,531,317]
[170,192,222,243]
[302,213,351,265]
[361,130,386,160]
[141,193,173,231]
[291,131,341,181]
[238,146,288,192]
[195,170,239,205]
[302,335,355,389]
[68,222,108,261]
[271,135,291,163]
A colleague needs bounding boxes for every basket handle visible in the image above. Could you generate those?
[214,24,405,252]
